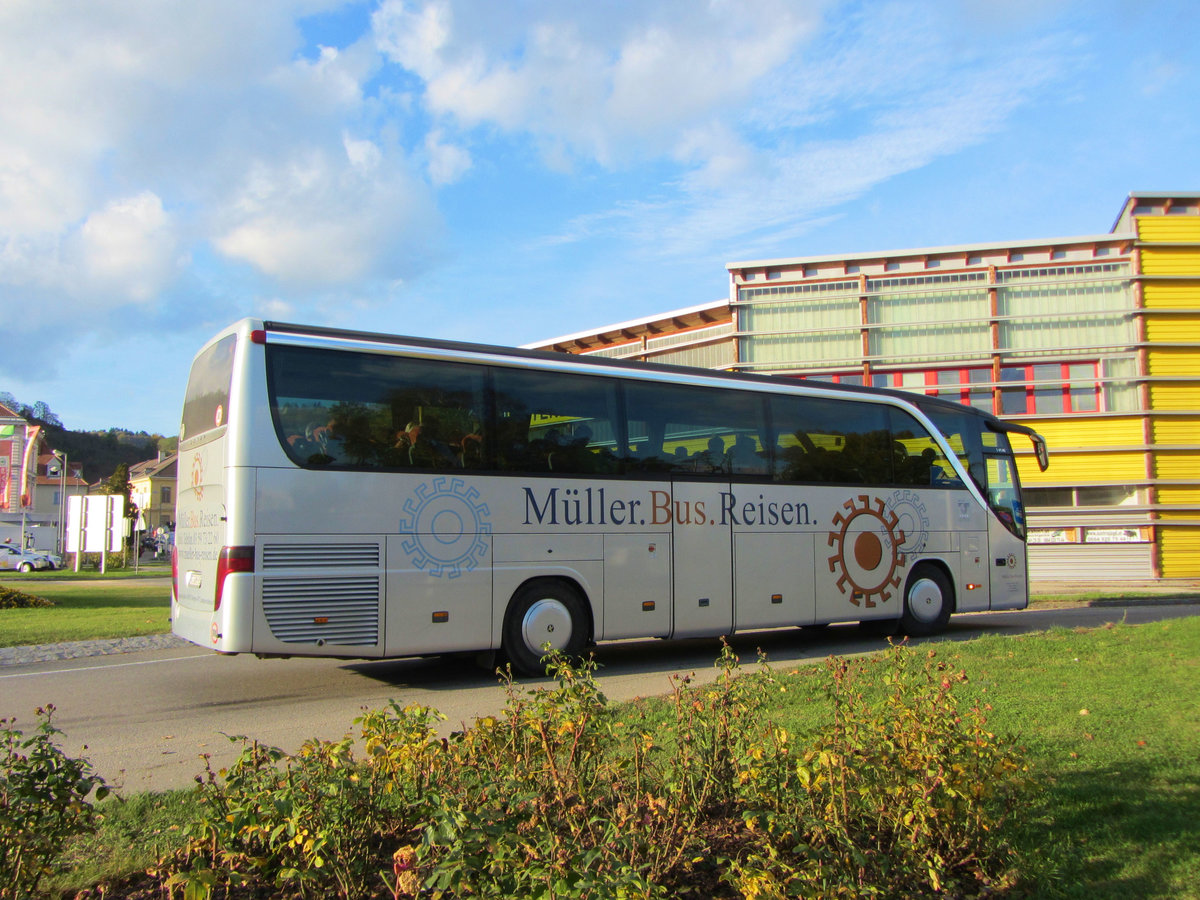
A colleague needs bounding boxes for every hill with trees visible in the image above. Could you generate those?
[0,392,177,483]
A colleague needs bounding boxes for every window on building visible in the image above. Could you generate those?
[1068,363,1099,412]
[967,368,992,412]
[160,486,172,504]
[1032,364,1064,414]
[828,362,1101,416]
[1025,486,1141,508]
[997,363,1101,415]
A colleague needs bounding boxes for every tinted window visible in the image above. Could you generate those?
[492,367,621,474]
[888,407,959,487]
[768,396,943,486]
[181,334,236,442]
[267,345,487,470]
[624,383,768,477]
[914,403,985,491]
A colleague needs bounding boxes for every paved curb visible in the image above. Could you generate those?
[1086,596,1200,607]
[0,633,189,667]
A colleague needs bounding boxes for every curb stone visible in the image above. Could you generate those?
[0,633,189,667]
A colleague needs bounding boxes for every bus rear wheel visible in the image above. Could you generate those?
[900,564,954,636]
[502,580,588,677]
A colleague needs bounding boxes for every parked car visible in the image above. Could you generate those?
[0,544,51,572]
[38,550,63,570]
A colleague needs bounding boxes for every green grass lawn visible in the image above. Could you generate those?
[716,618,1199,898]
[35,616,1200,898]
[0,579,170,646]
[950,620,1200,898]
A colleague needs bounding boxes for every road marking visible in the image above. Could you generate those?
[0,653,211,680]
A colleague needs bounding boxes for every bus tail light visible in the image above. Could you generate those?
[215,546,254,611]
[171,545,179,600]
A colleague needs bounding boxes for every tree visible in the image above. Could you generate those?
[29,401,63,427]
[102,462,138,519]
[101,462,138,555]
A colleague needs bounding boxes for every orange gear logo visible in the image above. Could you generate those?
[190,453,205,501]
[827,494,906,608]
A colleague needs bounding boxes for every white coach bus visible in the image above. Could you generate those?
[171,319,1048,675]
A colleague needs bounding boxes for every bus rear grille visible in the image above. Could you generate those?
[262,576,380,645]
[262,542,381,569]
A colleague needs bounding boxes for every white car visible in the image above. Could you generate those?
[0,544,50,572]
[38,550,63,570]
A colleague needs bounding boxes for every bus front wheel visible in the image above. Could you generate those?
[502,580,588,677]
[900,564,954,636]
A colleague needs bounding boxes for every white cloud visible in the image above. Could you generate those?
[425,129,472,185]
[77,191,181,302]
[213,142,438,285]
[0,0,441,383]
[373,0,824,166]
[526,1,1079,258]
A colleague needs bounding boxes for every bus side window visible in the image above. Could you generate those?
[625,383,767,478]
[771,395,890,485]
[492,368,621,476]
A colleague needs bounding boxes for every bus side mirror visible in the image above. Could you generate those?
[1032,435,1049,471]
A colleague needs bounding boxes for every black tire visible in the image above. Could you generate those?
[900,564,954,636]
[502,580,588,677]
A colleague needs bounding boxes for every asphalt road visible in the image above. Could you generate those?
[1,602,1196,794]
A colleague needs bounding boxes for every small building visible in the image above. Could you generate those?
[0,402,39,520]
[129,454,178,533]
[528,192,1200,582]
[0,403,88,551]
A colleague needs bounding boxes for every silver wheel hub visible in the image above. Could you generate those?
[907,577,944,624]
[521,597,573,653]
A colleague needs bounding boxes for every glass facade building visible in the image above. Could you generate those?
[531,193,1200,581]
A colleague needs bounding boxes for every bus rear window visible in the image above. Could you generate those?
[181,334,236,442]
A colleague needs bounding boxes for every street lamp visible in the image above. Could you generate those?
[49,449,67,555]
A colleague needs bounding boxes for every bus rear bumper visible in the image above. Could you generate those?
[171,574,255,653]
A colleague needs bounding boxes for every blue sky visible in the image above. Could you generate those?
[1,0,1196,436]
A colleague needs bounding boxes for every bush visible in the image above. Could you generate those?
[726,644,1031,897]
[0,705,110,900]
[0,586,53,609]
[171,704,448,899]
[167,643,1034,898]
[74,551,127,571]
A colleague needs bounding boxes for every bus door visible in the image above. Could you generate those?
[732,485,818,630]
[669,481,734,639]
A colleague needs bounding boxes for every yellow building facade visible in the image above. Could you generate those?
[532,192,1200,581]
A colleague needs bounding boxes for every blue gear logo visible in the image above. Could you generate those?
[401,478,491,578]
